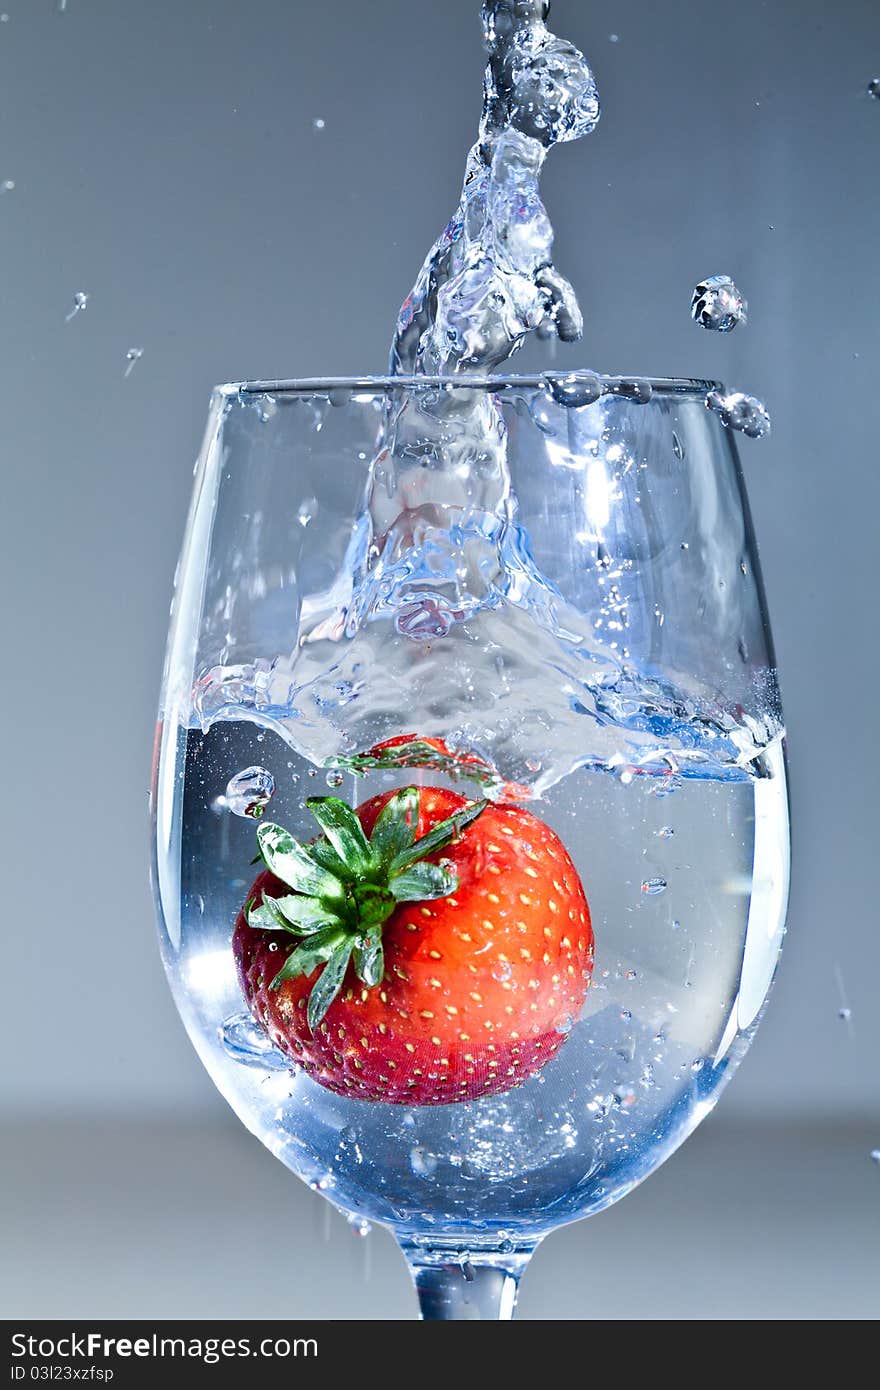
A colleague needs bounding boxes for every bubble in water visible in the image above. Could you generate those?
[325,770,345,788]
[65,291,89,321]
[672,430,685,462]
[410,1145,438,1178]
[871,1150,880,1165]
[347,1215,371,1237]
[224,766,275,818]
[706,389,771,439]
[297,497,318,527]
[556,1014,574,1035]
[641,877,668,896]
[691,275,748,333]
[220,1012,287,1068]
[0,178,14,194]
[654,826,675,839]
[867,78,880,100]
[838,1007,852,1023]
[312,117,326,130]
[123,346,143,378]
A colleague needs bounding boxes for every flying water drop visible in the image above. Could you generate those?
[65,291,89,321]
[224,766,275,819]
[691,275,748,333]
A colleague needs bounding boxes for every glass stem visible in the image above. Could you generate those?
[402,1245,535,1321]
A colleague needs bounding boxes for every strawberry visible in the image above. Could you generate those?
[233,785,593,1105]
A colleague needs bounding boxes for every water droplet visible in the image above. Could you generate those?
[325,770,345,788]
[655,826,674,839]
[706,389,771,439]
[297,497,318,527]
[529,388,558,435]
[347,1215,371,1238]
[410,1145,438,1178]
[671,430,685,462]
[123,346,143,378]
[556,1014,574,1035]
[547,371,602,408]
[690,1059,705,1073]
[65,290,89,321]
[691,275,748,333]
[608,33,619,44]
[867,78,880,100]
[838,1007,852,1023]
[312,117,326,130]
[458,1253,476,1282]
[492,961,513,983]
[870,1149,880,1165]
[0,178,14,194]
[308,768,319,778]
[625,969,637,980]
[224,766,275,818]
[641,877,668,896]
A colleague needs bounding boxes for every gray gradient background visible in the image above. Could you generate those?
[1,0,878,1319]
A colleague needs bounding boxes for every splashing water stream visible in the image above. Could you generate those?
[193,1,782,796]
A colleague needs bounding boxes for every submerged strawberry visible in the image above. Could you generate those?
[233,785,593,1105]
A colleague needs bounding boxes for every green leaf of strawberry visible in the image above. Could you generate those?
[244,790,489,1030]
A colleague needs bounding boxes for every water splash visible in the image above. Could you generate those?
[391,0,598,375]
[691,275,748,333]
[192,5,782,799]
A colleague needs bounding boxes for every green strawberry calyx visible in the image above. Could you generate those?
[244,788,488,1033]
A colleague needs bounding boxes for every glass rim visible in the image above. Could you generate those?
[224,372,723,399]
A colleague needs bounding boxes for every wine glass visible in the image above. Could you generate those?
[151,373,789,1320]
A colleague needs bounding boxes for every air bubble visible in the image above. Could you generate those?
[0,178,14,194]
[297,497,318,527]
[124,347,143,378]
[867,78,880,100]
[410,1145,438,1177]
[224,766,275,818]
[672,430,685,462]
[325,770,345,788]
[654,826,674,839]
[312,117,326,130]
[641,877,668,896]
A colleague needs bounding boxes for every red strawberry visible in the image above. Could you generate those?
[233,785,593,1105]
